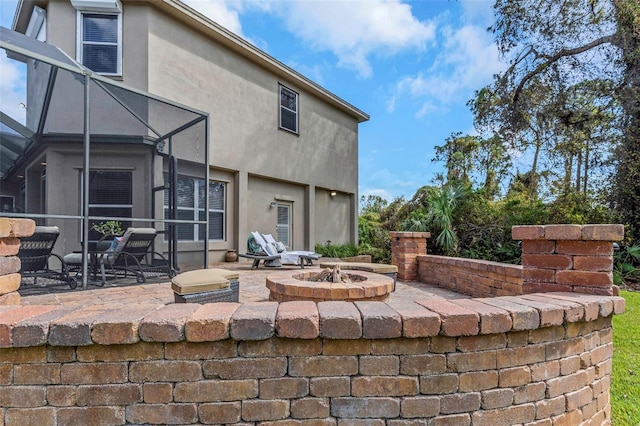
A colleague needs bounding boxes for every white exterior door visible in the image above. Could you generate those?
[276,203,291,249]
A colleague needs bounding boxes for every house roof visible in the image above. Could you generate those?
[12,0,370,123]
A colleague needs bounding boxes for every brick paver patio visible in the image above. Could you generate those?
[19,261,465,307]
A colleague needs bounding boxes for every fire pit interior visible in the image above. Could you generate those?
[266,265,394,302]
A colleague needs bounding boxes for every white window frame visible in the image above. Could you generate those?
[76,10,122,76]
[276,203,291,249]
[165,175,226,242]
[279,84,299,134]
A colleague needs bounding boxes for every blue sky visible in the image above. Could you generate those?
[0,0,506,202]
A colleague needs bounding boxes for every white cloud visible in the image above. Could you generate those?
[390,21,504,116]
[0,55,26,125]
[267,0,436,78]
[182,0,245,37]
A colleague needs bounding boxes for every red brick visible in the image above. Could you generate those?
[351,376,418,396]
[92,304,161,345]
[400,354,447,375]
[546,370,588,398]
[260,377,308,399]
[198,402,241,424]
[0,385,46,407]
[556,270,613,287]
[4,407,56,425]
[184,302,239,342]
[0,306,58,347]
[317,301,362,339]
[419,374,460,398]
[330,397,400,418]
[573,255,613,271]
[522,254,572,270]
[129,360,202,382]
[499,366,531,387]
[471,403,535,424]
[459,370,498,391]
[521,294,584,323]
[512,226,545,240]
[241,399,289,421]
[401,396,440,418]
[61,363,127,384]
[292,397,331,419]
[143,382,173,403]
[481,388,514,409]
[0,238,20,256]
[289,355,358,377]
[417,300,479,336]
[75,384,141,406]
[276,301,319,339]
[497,345,546,369]
[477,298,539,330]
[0,273,20,295]
[138,303,200,342]
[440,392,481,414]
[544,225,582,240]
[204,357,287,379]
[522,282,573,294]
[556,240,613,256]
[385,300,440,337]
[126,404,198,424]
[508,296,564,327]
[174,379,257,402]
[354,301,402,339]
[359,355,399,375]
[451,299,512,335]
[581,224,624,241]
[522,268,556,283]
[13,364,60,385]
[521,240,556,254]
[310,377,350,397]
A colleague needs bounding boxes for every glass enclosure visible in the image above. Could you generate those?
[0,27,209,288]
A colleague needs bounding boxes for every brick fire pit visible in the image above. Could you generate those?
[266,270,394,302]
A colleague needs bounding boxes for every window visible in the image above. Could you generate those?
[87,171,132,240]
[164,175,225,241]
[276,203,291,248]
[77,12,121,75]
[279,84,298,134]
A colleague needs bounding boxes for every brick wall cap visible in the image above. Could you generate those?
[0,292,625,347]
[389,231,431,239]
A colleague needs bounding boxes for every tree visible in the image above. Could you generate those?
[483,0,640,240]
[433,132,511,198]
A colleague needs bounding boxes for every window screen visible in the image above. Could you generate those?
[164,174,225,241]
[279,84,298,134]
[87,171,132,240]
[81,13,119,74]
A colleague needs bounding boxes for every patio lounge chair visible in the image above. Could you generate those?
[101,228,175,283]
[261,233,321,268]
[17,226,76,289]
[238,232,282,269]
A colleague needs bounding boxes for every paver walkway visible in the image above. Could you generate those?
[19,261,465,307]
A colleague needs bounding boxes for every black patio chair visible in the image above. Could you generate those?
[18,226,77,289]
[102,227,175,283]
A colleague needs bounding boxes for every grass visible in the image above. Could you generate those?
[612,289,640,425]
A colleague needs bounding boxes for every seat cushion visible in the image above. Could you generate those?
[171,268,236,295]
[63,253,83,265]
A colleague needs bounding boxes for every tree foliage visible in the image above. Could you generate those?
[474,0,640,241]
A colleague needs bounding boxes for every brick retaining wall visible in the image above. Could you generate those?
[0,219,627,424]
[0,295,625,424]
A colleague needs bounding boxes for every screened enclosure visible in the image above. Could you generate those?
[0,27,209,289]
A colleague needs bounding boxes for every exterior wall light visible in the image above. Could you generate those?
[329,191,337,197]
[270,201,278,208]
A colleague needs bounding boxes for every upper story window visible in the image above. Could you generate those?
[279,84,298,134]
[73,0,122,76]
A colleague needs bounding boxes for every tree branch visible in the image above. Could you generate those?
[512,34,616,104]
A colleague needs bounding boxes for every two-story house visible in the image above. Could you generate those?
[3,0,368,266]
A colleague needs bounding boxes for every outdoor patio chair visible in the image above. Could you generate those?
[101,228,175,283]
[238,231,282,269]
[261,233,321,268]
[17,226,76,289]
